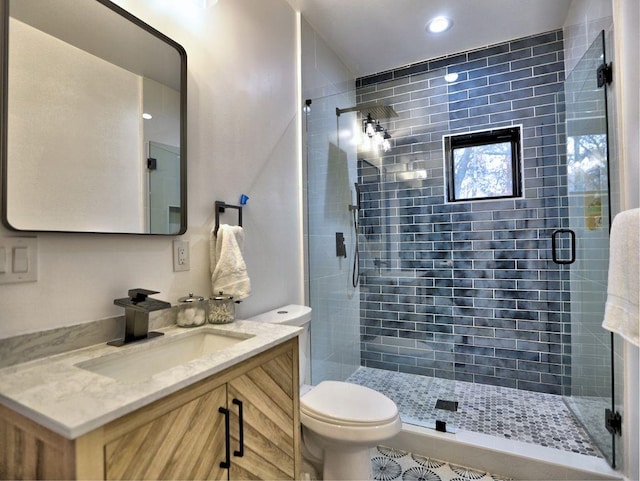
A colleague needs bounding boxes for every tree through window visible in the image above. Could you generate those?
[444,126,523,202]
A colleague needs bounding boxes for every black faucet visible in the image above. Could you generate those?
[109,288,171,346]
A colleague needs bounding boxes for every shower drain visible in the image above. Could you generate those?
[435,399,459,412]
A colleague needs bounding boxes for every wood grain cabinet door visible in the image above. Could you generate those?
[0,405,76,480]
[227,349,296,480]
[105,385,228,481]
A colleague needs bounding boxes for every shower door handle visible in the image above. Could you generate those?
[551,229,576,265]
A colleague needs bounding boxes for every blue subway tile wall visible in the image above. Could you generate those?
[356,31,569,395]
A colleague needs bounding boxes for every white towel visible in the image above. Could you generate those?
[210,224,251,301]
[602,208,640,347]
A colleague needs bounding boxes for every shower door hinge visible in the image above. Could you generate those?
[605,408,622,435]
[597,62,613,88]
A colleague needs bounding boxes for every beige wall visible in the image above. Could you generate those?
[0,0,303,338]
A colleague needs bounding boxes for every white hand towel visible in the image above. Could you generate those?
[602,208,640,347]
[210,224,251,301]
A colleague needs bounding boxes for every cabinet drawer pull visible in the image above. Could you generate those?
[232,398,244,457]
[218,407,231,469]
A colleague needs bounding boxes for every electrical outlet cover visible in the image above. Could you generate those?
[172,240,190,271]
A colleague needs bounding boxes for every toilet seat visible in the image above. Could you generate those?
[300,381,398,426]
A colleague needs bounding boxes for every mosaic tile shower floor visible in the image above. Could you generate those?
[371,446,510,481]
[348,367,601,458]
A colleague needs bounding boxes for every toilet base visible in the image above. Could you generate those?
[322,445,372,480]
[302,425,376,480]
[299,381,402,480]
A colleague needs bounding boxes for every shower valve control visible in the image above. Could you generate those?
[335,232,347,258]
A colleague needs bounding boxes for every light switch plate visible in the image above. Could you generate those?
[12,246,29,273]
[0,236,37,284]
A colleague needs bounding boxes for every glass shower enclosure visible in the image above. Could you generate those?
[563,30,618,467]
[304,90,362,384]
[303,84,459,433]
[303,30,619,465]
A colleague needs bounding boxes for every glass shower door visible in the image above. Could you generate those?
[304,90,362,385]
[563,30,617,466]
[304,87,460,434]
[350,66,459,434]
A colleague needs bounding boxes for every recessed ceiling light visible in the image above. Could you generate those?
[142,113,153,120]
[426,16,453,34]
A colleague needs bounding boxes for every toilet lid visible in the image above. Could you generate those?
[300,381,398,426]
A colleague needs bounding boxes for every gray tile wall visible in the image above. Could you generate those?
[356,31,570,395]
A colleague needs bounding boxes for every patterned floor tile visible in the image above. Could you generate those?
[348,367,602,458]
[371,446,511,481]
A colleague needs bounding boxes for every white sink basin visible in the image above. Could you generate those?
[76,328,253,383]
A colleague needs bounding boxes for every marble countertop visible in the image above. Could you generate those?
[0,320,300,439]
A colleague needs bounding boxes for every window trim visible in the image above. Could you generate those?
[443,125,523,203]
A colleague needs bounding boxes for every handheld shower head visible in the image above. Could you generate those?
[350,183,362,288]
[349,183,362,211]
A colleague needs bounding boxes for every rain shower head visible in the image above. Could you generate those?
[337,101,397,153]
[336,101,399,119]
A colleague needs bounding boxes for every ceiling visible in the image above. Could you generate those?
[287,0,573,78]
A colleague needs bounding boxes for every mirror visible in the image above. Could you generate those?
[0,0,187,234]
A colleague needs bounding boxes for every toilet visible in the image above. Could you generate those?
[248,305,401,480]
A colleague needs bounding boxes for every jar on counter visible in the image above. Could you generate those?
[208,292,235,324]
[176,293,207,327]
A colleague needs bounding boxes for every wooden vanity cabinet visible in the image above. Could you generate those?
[0,338,300,481]
[104,384,229,480]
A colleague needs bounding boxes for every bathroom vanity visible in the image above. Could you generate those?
[0,321,301,480]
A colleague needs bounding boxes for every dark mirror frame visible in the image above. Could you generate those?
[0,0,188,235]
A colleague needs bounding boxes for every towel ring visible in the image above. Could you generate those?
[215,201,243,235]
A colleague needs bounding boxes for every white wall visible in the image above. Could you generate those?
[0,0,303,338]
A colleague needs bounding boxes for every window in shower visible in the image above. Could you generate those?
[444,125,523,202]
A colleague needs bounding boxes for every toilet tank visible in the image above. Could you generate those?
[247,304,311,386]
